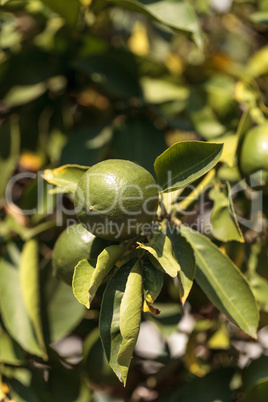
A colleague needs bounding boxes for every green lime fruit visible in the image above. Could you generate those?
[74,159,159,241]
[238,124,268,189]
[52,223,110,285]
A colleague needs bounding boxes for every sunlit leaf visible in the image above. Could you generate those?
[180,226,259,338]
[154,141,223,192]
[141,77,189,104]
[72,245,125,308]
[246,46,268,77]
[100,261,133,380]
[3,83,46,107]
[138,231,180,278]
[19,240,47,357]
[42,164,90,193]
[72,259,96,308]
[117,259,143,385]
[0,259,45,357]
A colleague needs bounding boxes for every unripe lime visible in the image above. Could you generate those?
[52,223,110,285]
[238,124,268,189]
[74,159,159,241]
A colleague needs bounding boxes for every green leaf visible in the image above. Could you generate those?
[244,379,268,402]
[99,260,134,381]
[0,325,26,365]
[105,0,203,49]
[3,83,47,107]
[209,183,244,243]
[117,259,143,385]
[248,272,268,313]
[180,226,259,338]
[19,240,47,357]
[41,0,80,26]
[44,277,86,343]
[154,141,223,192]
[138,231,181,278]
[242,356,268,394]
[73,245,125,308]
[250,11,268,25]
[0,259,45,357]
[42,164,90,193]
[88,245,125,307]
[141,77,189,104]
[139,227,195,300]
[246,46,268,78]
[175,229,196,304]
[188,90,226,139]
[72,259,96,308]
[143,259,163,304]
[0,119,20,200]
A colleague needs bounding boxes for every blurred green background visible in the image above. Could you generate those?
[1,0,268,401]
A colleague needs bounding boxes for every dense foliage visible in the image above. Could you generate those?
[1,0,268,401]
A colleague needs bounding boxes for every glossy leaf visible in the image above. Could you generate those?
[42,0,80,26]
[43,164,90,193]
[0,259,45,357]
[117,259,143,385]
[180,226,259,338]
[99,260,134,381]
[154,141,223,192]
[105,0,203,49]
[73,245,125,308]
[209,183,244,243]
[19,240,47,357]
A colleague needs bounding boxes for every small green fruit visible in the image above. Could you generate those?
[74,159,159,241]
[52,223,109,285]
[238,123,268,189]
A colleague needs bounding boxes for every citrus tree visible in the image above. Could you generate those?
[1,0,268,401]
